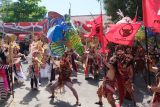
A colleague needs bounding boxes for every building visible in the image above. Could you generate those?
[71,14,111,25]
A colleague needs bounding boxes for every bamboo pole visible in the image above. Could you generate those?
[145,27,151,85]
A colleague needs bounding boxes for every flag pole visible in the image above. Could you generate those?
[145,27,151,85]
[99,0,105,53]
[69,2,71,18]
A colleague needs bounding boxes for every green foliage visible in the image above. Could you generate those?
[103,0,142,22]
[0,0,47,22]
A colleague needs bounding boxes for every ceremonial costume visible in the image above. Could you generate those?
[85,50,99,79]
[28,59,40,89]
[95,55,116,107]
[50,58,81,106]
[97,76,115,98]
[150,73,160,107]
[12,43,26,83]
[116,53,135,106]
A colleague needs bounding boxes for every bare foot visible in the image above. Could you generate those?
[76,101,81,106]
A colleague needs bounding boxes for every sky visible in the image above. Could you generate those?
[39,0,105,16]
[11,0,105,16]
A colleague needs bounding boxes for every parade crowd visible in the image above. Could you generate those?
[0,34,160,107]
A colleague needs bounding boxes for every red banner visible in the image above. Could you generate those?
[143,0,160,28]
[106,23,141,46]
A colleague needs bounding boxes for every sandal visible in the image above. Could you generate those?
[95,101,103,105]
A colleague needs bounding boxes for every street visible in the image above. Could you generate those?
[7,64,152,107]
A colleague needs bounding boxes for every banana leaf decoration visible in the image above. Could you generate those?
[65,28,83,55]
[49,41,65,57]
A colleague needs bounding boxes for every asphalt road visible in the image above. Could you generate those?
[6,63,153,107]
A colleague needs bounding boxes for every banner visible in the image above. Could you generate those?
[143,0,160,28]
[106,23,141,46]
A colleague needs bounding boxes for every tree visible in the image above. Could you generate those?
[0,0,47,22]
[103,0,142,22]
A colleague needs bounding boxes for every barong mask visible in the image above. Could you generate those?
[116,50,125,62]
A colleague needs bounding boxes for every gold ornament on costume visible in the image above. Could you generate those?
[4,34,17,43]
[11,42,20,50]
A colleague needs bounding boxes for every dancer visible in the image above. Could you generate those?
[85,47,98,79]
[69,49,79,77]
[12,43,26,83]
[49,55,81,106]
[95,56,116,107]
[28,51,41,90]
[49,56,59,84]
[115,46,135,106]
[148,70,160,107]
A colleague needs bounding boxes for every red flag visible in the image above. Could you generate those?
[132,16,137,23]
[85,16,107,53]
[99,36,108,54]
[143,0,160,28]
[86,16,102,38]
[106,23,141,46]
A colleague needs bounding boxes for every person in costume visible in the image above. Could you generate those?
[115,45,136,106]
[134,46,146,81]
[49,55,81,106]
[69,49,79,77]
[0,39,10,100]
[40,46,51,79]
[85,47,99,79]
[28,51,41,90]
[49,56,60,84]
[29,35,43,86]
[0,40,7,65]
[95,57,116,107]
[148,68,160,107]
[12,42,26,83]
